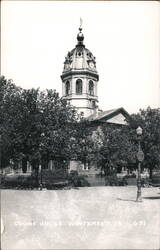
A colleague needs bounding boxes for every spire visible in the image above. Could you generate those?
[79,17,82,31]
[77,18,84,45]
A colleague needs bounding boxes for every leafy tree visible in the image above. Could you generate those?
[0,76,79,175]
[96,107,160,178]
[0,76,23,171]
[69,119,96,167]
[37,89,79,165]
[97,124,137,175]
[131,107,160,178]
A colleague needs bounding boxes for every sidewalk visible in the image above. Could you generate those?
[1,186,160,249]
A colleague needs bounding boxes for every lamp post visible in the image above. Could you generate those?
[136,126,144,202]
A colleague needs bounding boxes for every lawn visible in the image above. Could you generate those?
[1,186,160,249]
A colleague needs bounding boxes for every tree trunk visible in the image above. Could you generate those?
[32,161,39,186]
[14,161,19,172]
[149,167,153,179]
[84,159,86,170]
[22,157,27,173]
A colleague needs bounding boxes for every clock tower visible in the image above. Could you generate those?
[61,25,99,117]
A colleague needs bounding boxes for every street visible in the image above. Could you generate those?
[1,186,160,249]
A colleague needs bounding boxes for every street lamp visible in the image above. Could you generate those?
[136,126,144,202]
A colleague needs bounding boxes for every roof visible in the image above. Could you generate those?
[86,107,131,125]
[61,27,98,76]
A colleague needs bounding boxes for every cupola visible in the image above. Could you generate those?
[61,23,99,118]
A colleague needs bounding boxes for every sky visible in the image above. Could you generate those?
[1,1,160,114]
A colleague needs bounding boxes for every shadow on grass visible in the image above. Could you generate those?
[118,196,160,201]
[143,196,160,200]
[117,198,136,202]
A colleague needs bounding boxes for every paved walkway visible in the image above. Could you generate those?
[1,186,160,249]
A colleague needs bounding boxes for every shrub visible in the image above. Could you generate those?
[117,177,128,186]
[45,180,69,190]
[0,174,5,188]
[105,175,118,186]
[42,169,68,189]
[2,175,38,189]
[68,172,90,187]
[43,169,67,181]
[141,177,152,187]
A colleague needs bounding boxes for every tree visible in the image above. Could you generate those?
[37,89,79,165]
[96,107,160,178]
[96,124,137,175]
[69,119,96,167]
[0,76,24,170]
[131,107,160,178]
[0,76,79,174]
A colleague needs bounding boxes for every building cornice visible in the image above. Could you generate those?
[62,94,98,100]
[61,70,99,81]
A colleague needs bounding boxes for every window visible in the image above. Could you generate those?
[77,51,83,57]
[80,111,84,117]
[65,81,70,95]
[92,101,96,108]
[89,80,94,95]
[76,79,82,95]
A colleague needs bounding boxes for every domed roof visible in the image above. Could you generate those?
[62,27,98,75]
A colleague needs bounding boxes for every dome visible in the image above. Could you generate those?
[61,25,99,118]
[62,27,98,77]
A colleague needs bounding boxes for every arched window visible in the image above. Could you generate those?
[76,79,82,95]
[65,81,70,95]
[89,80,94,96]
[92,100,96,108]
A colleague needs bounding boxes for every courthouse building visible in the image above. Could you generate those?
[60,25,130,180]
[61,26,130,123]
[7,25,130,184]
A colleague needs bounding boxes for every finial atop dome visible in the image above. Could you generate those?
[79,17,82,31]
[77,18,84,45]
